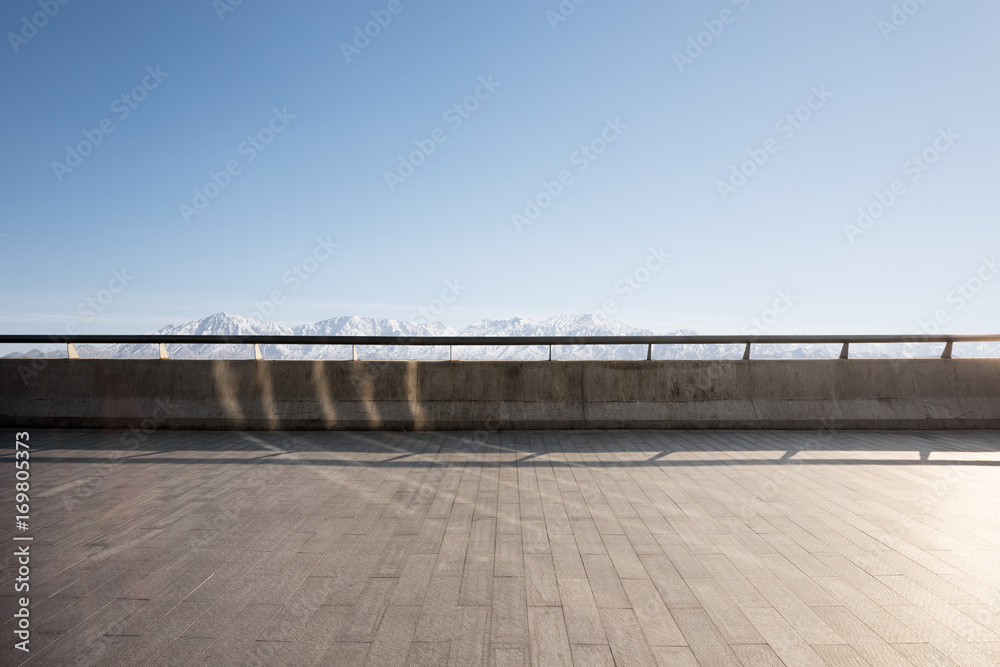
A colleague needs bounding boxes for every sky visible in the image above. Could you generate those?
[1,0,998,338]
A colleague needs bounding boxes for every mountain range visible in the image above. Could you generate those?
[5,312,996,360]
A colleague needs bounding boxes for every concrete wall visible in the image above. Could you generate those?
[2,358,998,430]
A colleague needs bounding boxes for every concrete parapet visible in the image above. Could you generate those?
[2,358,998,430]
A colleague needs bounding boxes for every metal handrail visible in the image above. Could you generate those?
[2,333,998,360]
[2,334,999,345]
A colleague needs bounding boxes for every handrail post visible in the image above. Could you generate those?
[158,343,169,360]
[742,343,751,360]
[352,344,357,361]
[67,342,79,359]
[449,345,453,362]
[548,344,552,361]
[941,341,953,359]
[254,343,262,361]
[839,342,849,359]
[647,343,652,361]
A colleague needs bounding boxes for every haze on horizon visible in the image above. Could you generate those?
[2,1,999,337]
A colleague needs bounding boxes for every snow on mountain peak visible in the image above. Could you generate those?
[296,316,456,338]
[458,314,652,338]
[159,312,294,336]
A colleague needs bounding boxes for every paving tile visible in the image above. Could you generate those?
[413,575,461,643]
[813,606,912,666]
[638,554,700,608]
[106,600,213,667]
[651,646,700,666]
[581,554,630,608]
[365,605,421,667]
[495,532,525,578]
[598,608,658,667]
[522,518,550,554]
[338,577,398,643]
[687,579,763,644]
[469,517,497,554]
[493,645,528,666]
[813,576,923,643]
[323,558,380,607]
[730,643,786,667]
[670,608,743,667]
[405,641,450,666]
[491,577,528,645]
[276,605,351,666]
[374,534,415,578]
[571,519,606,555]
[570,643,615,666]
[527,607,573,667]
[603,534,648,580]
[323,642,371,665]
[434,531,469,578]
[523,553,560,607]
[150,635,216,666]
[392,554,438,606]
[311,532,364,578]
[448,606,491,667]
[556,577,607,645]
[621,578,686,646]
[196,602,279,664]
[882,604,998,666]
[746,576,843,644]
[549,534,586,578]
[23,608,140,666]
[413,518,449,554]
[459,553,494,607]
[589,504,625,537]
[741,606,827,667]
[892,642,963,666]
[877,573,1000,643]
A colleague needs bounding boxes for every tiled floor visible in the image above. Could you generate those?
[2,429,999,666]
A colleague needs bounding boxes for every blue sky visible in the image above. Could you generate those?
[1,0,998,336]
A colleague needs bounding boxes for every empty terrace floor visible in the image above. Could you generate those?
[2,429,999,666]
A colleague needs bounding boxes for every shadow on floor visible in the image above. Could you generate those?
[3,428,1000,467]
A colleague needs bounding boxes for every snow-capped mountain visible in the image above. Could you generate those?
[100,312,296,360]
[95,313,457,361]
[288,315,456,361]
[457,314,652,360]
[297,315,454,338]
[461,314,645,338]
[5,312,997,360]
